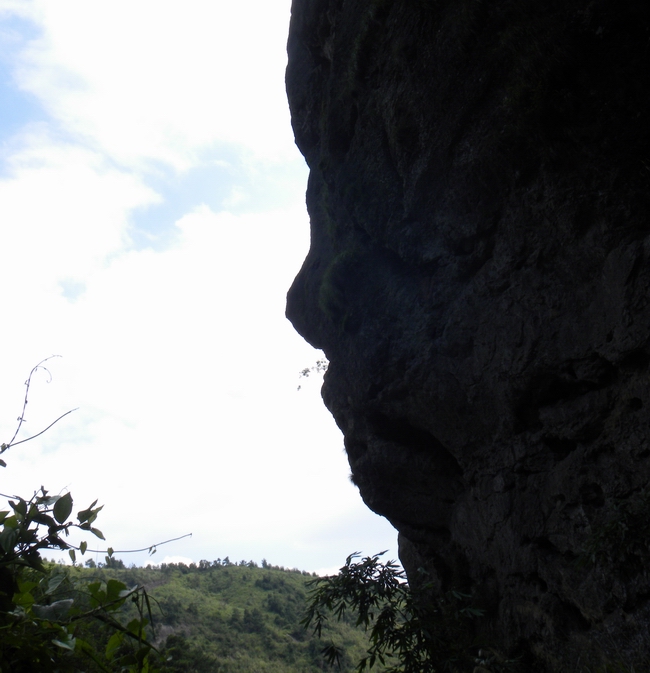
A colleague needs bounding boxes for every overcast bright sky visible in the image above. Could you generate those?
[0,0,397,574]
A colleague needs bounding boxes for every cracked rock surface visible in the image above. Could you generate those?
[286,0,650,668]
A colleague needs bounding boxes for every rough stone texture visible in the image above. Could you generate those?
[285,0,650,669]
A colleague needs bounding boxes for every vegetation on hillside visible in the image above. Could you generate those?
[62,559,375,672]
[0,359,532,673]
[0,359,371,672]
[0,359,161,671]
[0,358,511,673]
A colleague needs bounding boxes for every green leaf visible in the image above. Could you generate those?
[46,572,67,595]
[53,493,73,524]
[106,579,127,601]
[2,514,18,529]
[88,581,102,595]
[88,581,106,607]
[91,527,105,540]
[77,500,101,523]
[69,549,76,564]
[107,546,114,557]
[0,525,19,553]
[32,513,56,527]
[10,498,27,517]
[106,631,124,660]
[13,590,35,608]
[17,579,38,594]
[73,637,94,654]
[80,540,87,555]
[127,618,142,635]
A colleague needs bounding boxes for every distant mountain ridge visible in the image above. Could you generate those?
[67,559,372,672]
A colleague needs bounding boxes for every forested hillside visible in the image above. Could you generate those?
[66,558,372,672]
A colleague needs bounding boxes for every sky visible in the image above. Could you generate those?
[0,0,398,574]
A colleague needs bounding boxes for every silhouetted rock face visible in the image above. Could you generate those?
[286,0,650,668]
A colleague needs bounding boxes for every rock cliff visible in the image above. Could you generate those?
[285,0,650,669]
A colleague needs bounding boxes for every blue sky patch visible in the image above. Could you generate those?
[59,278,87,302]
[0,15,46,149]
[128,151,308,251]
[128,154,245,251]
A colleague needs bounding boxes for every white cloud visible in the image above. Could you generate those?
[159,556,194,567]
[0,201,392,570]
[0,129,157,265]
[0,1,399,573]
[8,0,296,170]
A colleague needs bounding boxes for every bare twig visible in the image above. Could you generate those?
[3,355,67,450]
[6,408,79,449]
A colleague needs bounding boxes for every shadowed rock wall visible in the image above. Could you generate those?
[285,0,650,668]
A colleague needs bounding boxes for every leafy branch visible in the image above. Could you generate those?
[302,552,494,673]
[0,359,191,672]
[297,358,329,390]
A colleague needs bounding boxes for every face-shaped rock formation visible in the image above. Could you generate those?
[286,0,650,668]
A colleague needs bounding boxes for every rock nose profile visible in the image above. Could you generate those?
[285,0,650,669]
